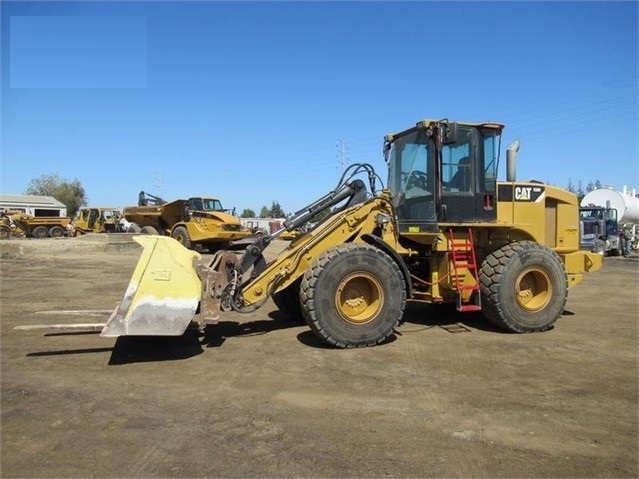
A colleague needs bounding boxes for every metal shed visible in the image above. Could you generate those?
[0,194,67,217]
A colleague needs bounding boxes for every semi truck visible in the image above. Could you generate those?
[579,187,639,256]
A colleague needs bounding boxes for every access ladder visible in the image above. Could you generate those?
[448,228,482,312]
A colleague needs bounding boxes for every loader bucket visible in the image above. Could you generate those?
[101,235,202,337]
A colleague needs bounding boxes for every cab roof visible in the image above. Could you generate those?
[385,119,505,142]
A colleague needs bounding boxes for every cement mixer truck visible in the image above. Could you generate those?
[579,187,639,256]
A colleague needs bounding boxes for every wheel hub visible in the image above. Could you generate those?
[516,267,552,312]
[335,272,384,324]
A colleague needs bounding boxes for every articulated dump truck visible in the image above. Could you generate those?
[22,119,603,348]
[123,192,252,251]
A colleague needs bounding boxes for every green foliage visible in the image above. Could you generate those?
[270,201,285,218]
[25,174,87,217]
[257,201,286,218]
[567,178,606,203]
[240,208,256,218]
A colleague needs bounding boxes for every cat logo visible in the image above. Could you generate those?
[514,185,545,202]
[515,186,532,200]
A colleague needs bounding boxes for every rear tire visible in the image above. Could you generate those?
[32,226,49,239]
[479,241,568,332]
[50,226,65,238]
[300,243,406,348]
[0,225,10,239]
[128,223,141,233]
[140,226,159,235]
[171,226,192,249]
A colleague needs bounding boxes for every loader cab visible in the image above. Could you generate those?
[386,120,503,234]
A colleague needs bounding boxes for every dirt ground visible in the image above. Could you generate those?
[1,236,637,478]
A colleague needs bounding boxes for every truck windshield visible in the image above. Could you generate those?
[202,199,224,211]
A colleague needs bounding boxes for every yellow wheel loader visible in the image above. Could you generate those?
[22,119,603,348]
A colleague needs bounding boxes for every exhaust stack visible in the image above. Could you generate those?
[506,139,520,182]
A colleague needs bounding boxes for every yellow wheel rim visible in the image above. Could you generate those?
[334,272,384,324]
[515,267,552,312]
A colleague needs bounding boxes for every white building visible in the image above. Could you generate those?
[0,194,67,217]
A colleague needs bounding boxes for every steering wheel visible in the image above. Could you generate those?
[407,171,428,189]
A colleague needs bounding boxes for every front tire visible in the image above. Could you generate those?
[300,243,406,348]
[479,241,568,332]
[171,226,192,249]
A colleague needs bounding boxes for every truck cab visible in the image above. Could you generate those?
[579,205,620,255]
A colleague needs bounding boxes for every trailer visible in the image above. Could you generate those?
[1,213,71,239]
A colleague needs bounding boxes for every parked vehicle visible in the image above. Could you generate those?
[579,188,639,256]
[1,213,70,239]
[123,192,251,251]
[91,118,603,346]
[71,207,132,236]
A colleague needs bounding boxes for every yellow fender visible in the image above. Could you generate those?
[101,235,202,337]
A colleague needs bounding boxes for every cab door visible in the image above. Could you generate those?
[438,129,497,224]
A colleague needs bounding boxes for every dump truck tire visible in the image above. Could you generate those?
[50,226,65,238]
[0,225,10,239]
[272,278,303,321]
[140,226,159,235]
[32,226,49,239]
[171,226,192,249]
[128,223,141,233]
[479,241,568,333]
[300,243,406,348]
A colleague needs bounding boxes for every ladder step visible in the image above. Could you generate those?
[457,304,482,312]
[449,228,482,314]
[457,285,480,291]
[439,323,472,333]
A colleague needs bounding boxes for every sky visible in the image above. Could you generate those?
[1,0,637,215]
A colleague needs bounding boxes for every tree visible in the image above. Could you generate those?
[25,174,87,217]
[576,180,585,202]
[259,206,270,218]
[240,208,256,218]
[270,201,285,218]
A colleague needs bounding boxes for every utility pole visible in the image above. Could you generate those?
[152,170,165,197]
[336,139,350,174]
